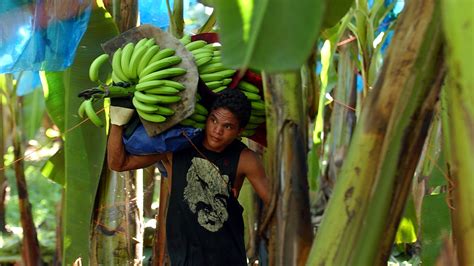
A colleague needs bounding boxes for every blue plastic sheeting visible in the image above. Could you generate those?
[0,0,92,74]
[123,124,203,155]
[139,0,198,30]
[14,71,41,96]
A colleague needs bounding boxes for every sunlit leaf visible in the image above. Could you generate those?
[21,87,45,140]
[41,71,66,132]
[41,147,65,186]
[213,0,324,72]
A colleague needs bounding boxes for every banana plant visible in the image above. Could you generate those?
[1,74,42,265]
[41,3,118,264]
[307,0,444,264]
[262,71,313,265]
[440,0,474,263]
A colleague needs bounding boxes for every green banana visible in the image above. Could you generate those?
[139,68,187,83]
[199,63,226,74]
[111,71,122,84]
[134,91,181,104]
[222,78,232,85]
[190,113,207,122]
[133,97,159,112]
[137,109,167,123]
[84,99,103,127]
[78,100,87,118]
[139,55,182,78]
[205,80,224,89]
[194,122,205,129]
[180,35,191,45]
[204,44,219,50]
[180,118,196,127]
[144,38,155,47]
[195,103,208,115]
[135,80,185,91]
[89,53,110,82]
[112,48,130,82]
[149,48,176,63]
[156,105,175,116]
[155,95,182,104]
[194,52,213,61]
[137,45,160,75]
[213,50,221,56]
[195,56,213,67]
[212,86,227,93]
[144,86,180,95]
[242,90,261,101]
[238,80,260,93]
[185,40,207,51]
[200,70,236,82]
[129,45,147,79]
[241,129,256,137]
[134,91,161,104]
[120,42,135,79]
[251,109,266,116]
[207,56,222,65]
[192,48,213,57]
[248,115,265,124]
[135,38,149,50]
[251,100,265,111]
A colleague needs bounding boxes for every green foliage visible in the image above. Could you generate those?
[213,0,324,72]
[41,147,65,186]
[21,88,46,141]
[421,192,451,265]
[321,0,354,29]
[1,147,61,262]
[41,71,66,132]
[40,6,119,265]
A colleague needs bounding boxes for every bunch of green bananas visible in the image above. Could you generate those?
[83,37,188,126]
[180,36,236,93]
[237,81,266,137]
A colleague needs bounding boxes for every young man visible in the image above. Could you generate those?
[107,89,269,265]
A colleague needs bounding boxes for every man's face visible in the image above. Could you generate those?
[203,107,243,152]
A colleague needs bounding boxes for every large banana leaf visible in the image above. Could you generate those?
[212,0,324,72]
[21,87,45,141]
[41,6,118,264]
[321,0,353,29]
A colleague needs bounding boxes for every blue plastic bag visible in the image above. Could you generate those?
[123,124,203,155]
[139,0,198,30]
[0,0,92,74]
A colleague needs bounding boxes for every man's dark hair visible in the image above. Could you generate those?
[210,89,251,128]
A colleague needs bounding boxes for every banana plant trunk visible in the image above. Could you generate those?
[11,94,42,265]
[0,97,7,233]
[440,0,474,264]
[103,0,138,33]
[90,0,141,263]
[328,34,357,182]
[262,71,313,266]
[91,170,138,264]
[307,0,444,264]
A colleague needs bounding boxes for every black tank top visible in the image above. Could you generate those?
[167,134,247,266]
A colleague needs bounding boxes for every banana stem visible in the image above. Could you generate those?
[101,84,136,98]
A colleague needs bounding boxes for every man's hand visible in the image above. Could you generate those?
[110,97,135,126]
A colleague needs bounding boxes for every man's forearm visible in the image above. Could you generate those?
[107,125,128,171]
